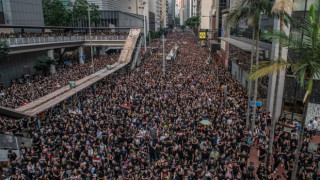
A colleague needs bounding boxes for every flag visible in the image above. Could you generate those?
[93,157,101,163]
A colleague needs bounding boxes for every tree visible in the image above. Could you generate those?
[185,16,200,34]
[227,0,275,131]
[71,0,100,27]
[0,41,9,57]
[148,30,160,40]
[34,56,58,76]
[266,0,294,165]
[249,2,320,179]
[42,0,71,26]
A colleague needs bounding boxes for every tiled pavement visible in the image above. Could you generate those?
[248,135,320,179]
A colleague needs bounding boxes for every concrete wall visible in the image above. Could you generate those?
[293,0,317,11]
[118,12,143,27]
[0,51,47,87]
[231,61,248,89]
[119,0,140,14]
[306,103,320,123]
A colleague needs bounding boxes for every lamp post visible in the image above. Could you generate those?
[73,3,94,74]
[88,8,94,74]
[162,34,165,75]
[142,1,148,54]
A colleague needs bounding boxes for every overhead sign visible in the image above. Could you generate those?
[199,32,206,39]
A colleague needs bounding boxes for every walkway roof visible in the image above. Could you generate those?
[219,37,271,52]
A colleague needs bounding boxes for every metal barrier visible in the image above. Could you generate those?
[0,35,128,46]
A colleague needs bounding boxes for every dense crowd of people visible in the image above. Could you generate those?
[0,54,119,108]
[0,31,320,180]
[0,32,129,39]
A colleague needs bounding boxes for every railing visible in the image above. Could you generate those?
[0,35,128,46]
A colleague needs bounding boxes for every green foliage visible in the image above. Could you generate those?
[250,2,320,103]
[148,30,160,40]
[227,0,275,31]
[42,0,71,26]
[71,0,100,26]
[146,29,169,41]
[158,28,169,36]
[185,16,200,33]
[0,41,9,57]
[34,56,58,75]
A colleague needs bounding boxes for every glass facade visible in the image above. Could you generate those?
[0,0,3,12]
[0,0,4,24]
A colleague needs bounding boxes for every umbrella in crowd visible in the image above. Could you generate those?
[200,119,212,125]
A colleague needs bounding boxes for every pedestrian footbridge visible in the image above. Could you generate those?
[0,28,142,118]
[1,35,127,54]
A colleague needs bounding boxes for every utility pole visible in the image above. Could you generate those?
[144,9,147,53]
[149,33,152,55]
[162,34,165,75]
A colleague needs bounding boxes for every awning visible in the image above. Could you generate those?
[219,37,267,52]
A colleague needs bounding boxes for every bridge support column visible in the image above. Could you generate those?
[101,46,107,56]
[47,49,56,74]
[96,46,100,56]
[79,46,84,64]
[93,46,97,56]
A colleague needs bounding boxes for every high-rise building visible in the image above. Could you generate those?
[168,0,175,28]
[1,0,44,28]
[0,0,4,24]
[200,0,212,30]
[183,0,192,20]
[160,0,169,28]
[175,2,180,18]
[192,0,197,16]
[149,0,161,30]
[179,0,185,25]
[118,0,150,32]
[84,0,119,11]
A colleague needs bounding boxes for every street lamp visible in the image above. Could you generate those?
[73,3,94,74]
[142,2,148,53]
